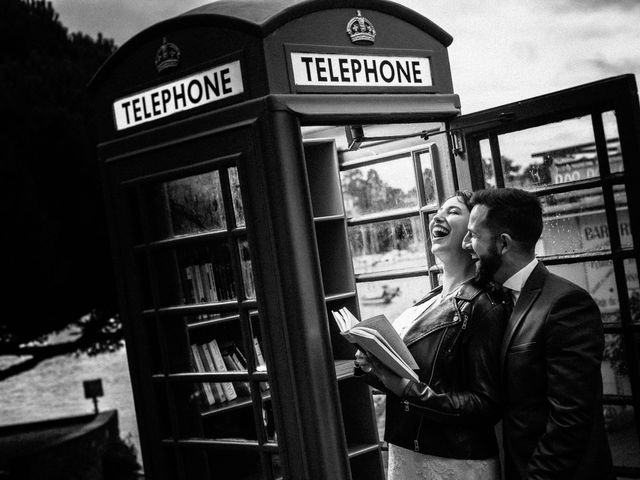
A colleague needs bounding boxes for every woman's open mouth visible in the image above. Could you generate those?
[431,225,450,239]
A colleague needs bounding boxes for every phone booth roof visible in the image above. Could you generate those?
[90,0,456,139]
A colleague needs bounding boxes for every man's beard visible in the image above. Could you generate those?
[475,244,502,285]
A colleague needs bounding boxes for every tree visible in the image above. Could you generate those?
[0,0,120,380]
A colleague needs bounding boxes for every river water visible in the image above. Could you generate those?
[0,348,141,465]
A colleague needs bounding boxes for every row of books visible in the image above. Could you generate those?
[181,262,236,305]
[190,337,268,407]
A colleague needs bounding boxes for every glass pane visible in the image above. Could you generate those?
[149,241,236,308]
[248,313,270,392]
[348,217,426,275]
[341,156,418,218]
[615,185,633,249]
[356,276,431,322]
[497,116,597,189]
[607,404,640,470]
[548,261,620,320]
[415,149,438,207]
[625,259,640,325]
[479,138,496,187]
[602,110,623,173]
[540,188,610,256]
[180,243,235,305]
[156,171,226,238]
[540,186,632,257]
[547,263,591,292]
[228,166,246,227]
[603,336,640,470]
[238,238,256,299]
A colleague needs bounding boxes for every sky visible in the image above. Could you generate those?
[50,0,640,114]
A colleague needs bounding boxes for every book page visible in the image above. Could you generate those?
[341,329,418,381]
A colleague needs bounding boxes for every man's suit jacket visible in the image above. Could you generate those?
[501,262,613,480]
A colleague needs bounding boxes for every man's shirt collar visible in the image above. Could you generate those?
[503,258,538,304]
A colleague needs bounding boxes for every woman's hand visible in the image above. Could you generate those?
[355,350,410,397]
[354,349,373,373]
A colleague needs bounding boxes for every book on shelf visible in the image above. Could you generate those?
[221,343,251,397]
[189,345,216,405]
[197,343,226,403]
[208,338,238,400]
[204,263,219,301]
[206,340,238,401]
[192,264,206,303]
[253,337,269,392]
[183,266,196,304]
[331,307,419,382]
[238,240,256,299]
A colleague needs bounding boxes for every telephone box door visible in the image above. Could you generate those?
[451,74,640,478]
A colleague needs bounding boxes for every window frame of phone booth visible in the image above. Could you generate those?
[451,74,640,478]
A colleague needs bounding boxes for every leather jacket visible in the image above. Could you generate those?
[362,279,509,459]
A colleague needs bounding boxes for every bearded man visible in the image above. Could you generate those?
[463,187,613,480]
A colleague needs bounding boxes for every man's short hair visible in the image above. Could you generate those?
[470,188,543,250]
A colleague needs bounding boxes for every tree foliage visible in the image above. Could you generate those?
[342,167,419,256]
[0,0,119,379]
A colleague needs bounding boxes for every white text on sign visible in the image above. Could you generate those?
[290,53,432,87]
[113,60,244,131]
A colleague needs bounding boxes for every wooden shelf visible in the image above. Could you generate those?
[200,390,272,418]
[325,291,356,303]
[347,443,381,458]
[314,214,346,223]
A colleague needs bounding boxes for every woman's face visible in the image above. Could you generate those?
[429,196,471,258]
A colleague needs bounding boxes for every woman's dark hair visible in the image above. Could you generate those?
[470,188,542,250]
[449,190,473,211]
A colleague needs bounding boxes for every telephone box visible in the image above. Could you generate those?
[89,0,640,479]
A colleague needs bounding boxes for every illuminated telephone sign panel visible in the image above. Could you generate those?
[92,3,454,139]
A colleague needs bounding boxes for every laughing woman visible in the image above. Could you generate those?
[355,191,510,480]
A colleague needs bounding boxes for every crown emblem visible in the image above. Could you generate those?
[155,37,180,73]
[346,10,376,44]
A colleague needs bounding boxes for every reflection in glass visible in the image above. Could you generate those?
[541,186,632,256]
[606,404,640,469]
[548,261,620,319]
[163,171,226,236]
[602,334,640,467]
[497,116,597,189]
[356,276,431,322]
[480,138,496,187]
[228,167,245,227]
[348,217,426,275]
[625,259,640,324]
[247,313,270,393]
[602,110,623,173]
[341,156,418,218]
[415,149,437,207]
[261,399,278,444]
[614,185,632,249]
[541,188,612,256]
[238,238,256,299]
[602,329,640,469]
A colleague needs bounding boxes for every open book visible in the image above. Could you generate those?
[332,307,419,382]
